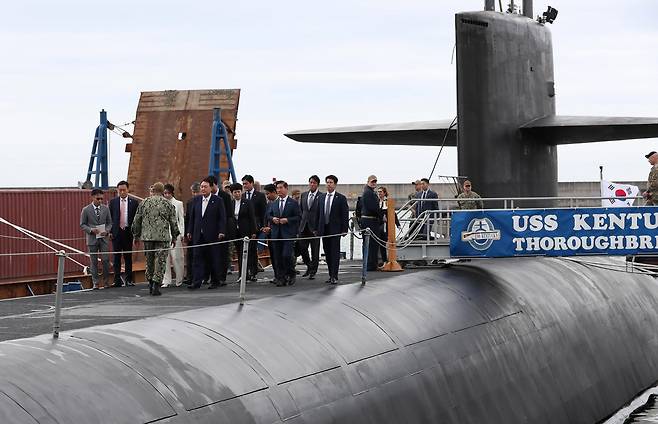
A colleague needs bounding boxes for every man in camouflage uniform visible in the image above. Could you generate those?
[644,151,658,206]
[132,182,180,296]
[456,180,484,210]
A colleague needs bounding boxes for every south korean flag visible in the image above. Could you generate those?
[600,180,640,207]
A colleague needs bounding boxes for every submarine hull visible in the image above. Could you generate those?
[1,257,657,423]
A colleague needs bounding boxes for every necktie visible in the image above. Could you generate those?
[95,206,100,219]
[247,191,252,200]
[325,194,332,225]
[120,199,127,229]
[202,197,208,217]
[308,192,314,209]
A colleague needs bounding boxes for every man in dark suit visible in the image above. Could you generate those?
[186,177,226,290]
[298,175,322,279]
[260,184,278,284]
[266,180,301,286]
[360,175,381,272]
[241,174,267,281]
[228,183,258,280]
[183,182,200,284]
[317,175,349,284]
[207,175,233,286]
[108,180,140,287]
[415,177,439,240]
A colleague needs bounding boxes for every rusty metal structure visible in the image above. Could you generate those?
[127,89,240,202]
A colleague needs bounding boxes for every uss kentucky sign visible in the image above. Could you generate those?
[450,207,658,258]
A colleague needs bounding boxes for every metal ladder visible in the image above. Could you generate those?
[208,107,237,183]
[85,110,109,189]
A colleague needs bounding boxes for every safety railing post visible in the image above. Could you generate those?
[382,197,402,272]
[349,230,354,261]
[239,237,249,305]
[362,229,370,284]
[53,250,66,339]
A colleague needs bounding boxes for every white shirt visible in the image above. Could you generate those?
[278,196,288,214]
[234,199,241,219]
[307,190,318,209]
[245,189,255,200]
[325,192,334,213]
[201,195,211,217]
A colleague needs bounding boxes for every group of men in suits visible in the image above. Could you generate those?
[80,182,140,290]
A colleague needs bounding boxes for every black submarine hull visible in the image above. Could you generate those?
[1,257,657,423]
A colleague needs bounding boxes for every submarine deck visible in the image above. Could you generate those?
[0,261,428,343]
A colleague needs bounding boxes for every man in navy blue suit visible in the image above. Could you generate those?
[108,180,140,287]
[317,175,349,285]
[415,177,439,240]
[186,177,227,290]
[267,180,301,286]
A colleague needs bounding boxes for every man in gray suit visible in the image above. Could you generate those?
[80,188,112,289]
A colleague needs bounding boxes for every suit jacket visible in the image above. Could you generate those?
[415,189,439,216]
[242,190,267,230]
[80,203,112,246]
[170,197,185,237]
[188,194,226,245]
[317,191,349,236]
[185,196,197,237]
[299,190,322,234]
[230,198,258,238]
[267,196,301,240]
[109,196,139,238]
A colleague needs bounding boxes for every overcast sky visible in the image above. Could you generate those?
[1,0,656,187]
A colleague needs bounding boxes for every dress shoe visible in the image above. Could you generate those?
[324,279,332,284]
[161,283,172,288]
[275,279,287,287]
[112,280,123,288]
[330,278,338,285]
[308,273,315,280]
[187,284,200,290]
[302,270,311,277]
[207,283,219,289]
[248,275,258,282]
[219,281,227,287]
[287,277,296,286]
[92,285,99,290]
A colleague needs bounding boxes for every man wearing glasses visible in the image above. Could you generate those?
[456,180,484,209]
[80,189,112,289]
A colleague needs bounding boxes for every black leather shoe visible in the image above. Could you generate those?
[188,284,200,290]
[324,279,332,284]
[330,278,338,285]
[207,283,219,289]
[308,273,315,280]
[275,279,287,287]
[287,277,296,286]
[302,270,310,277]
[112,280,123,288]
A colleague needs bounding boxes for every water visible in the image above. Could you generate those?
[604,387,658,423]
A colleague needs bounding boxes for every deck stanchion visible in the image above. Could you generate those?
[239,237,249,305]
[362,229,370,284]
[53,250,66,339]
[382,197,402,272]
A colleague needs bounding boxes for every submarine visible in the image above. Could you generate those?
[3,2,658,423]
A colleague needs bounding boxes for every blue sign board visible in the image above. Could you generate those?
[450,207,658,258]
